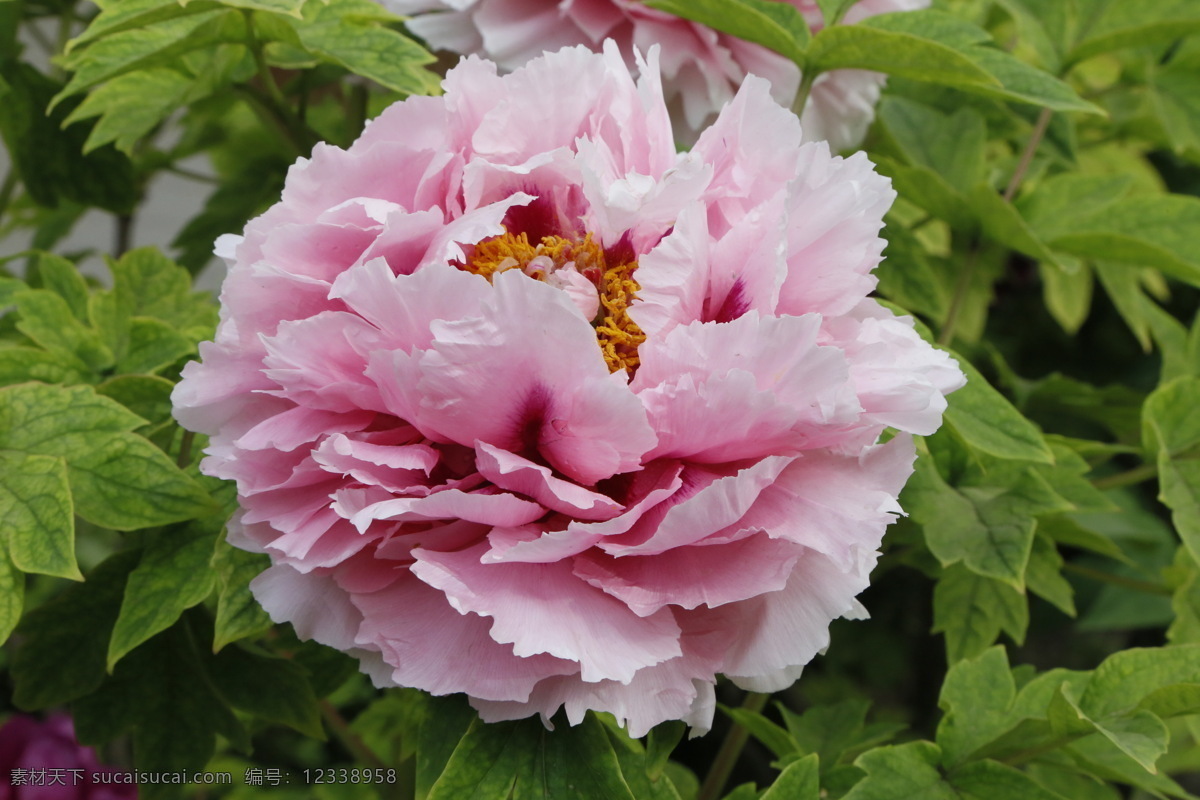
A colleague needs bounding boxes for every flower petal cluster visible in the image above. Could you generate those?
[0,714,136,799]
[383,0,928,150]
[173,43,963,737]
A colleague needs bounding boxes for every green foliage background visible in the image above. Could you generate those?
[2,0,1200,798]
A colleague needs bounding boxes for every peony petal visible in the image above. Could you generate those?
[574,535,804,617]
[354,570,577,702]
[475,441,623,520]
[600,456,793,556]
[412,543,682,683]
[368,271,655,484]
[632,313,861,462]
[348,488,545,532]
[711,435,915,572]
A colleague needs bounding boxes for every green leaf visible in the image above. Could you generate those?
[856,11,1099,113]
[14,289,114,372]
[416,696,481,800]
[0,61,139,213]
[11,550,137,709]
[778,699,903,773]
[211,537,273,652]
[116,317,196,375]
[1153,56,1200,155]
[908,458,1068,589]
[65,68,195,154]
[0,383,213,530]
[0,552,24,646]
[992,0,1063,72]
[426,714,637,800]
[1047,196,1200,287]
[97,375,176,429]
[0,382,146,448]
[1026,533,1076,616]
[1040,259,1093,335]
[0,275,26,307]
[1143,378,1200,564]
[842,741,956,800]
[351,689,431,767]
[723,705,798,759]
[968,184,1060,267]
[57,10,248,101]
[944,355,1054,463]
[962,47,1102,114]
[107,246,218,339]
[1080,645,1200,718]
[290,0,439,96]
[108,521,220,670]
[878,98,986,196]
[1067,0,1200,64]
[815,0,854,26]
[933,565,1028,663]
[1093,262,1153,351]
[71,615,247,793]
[1051,682,1168,772]
[64,47,254,155]
[946,759,1074,800]
[807,12,996,90]
[210,643,324,738]
[874,159,975,231]
[936,647,1017,767]
[67,0,220,51]
[33,252,90,321]
[68,432,214,530]
[1017,174,1132,242]
[646,0,809,64]
[1168,550,1200,645]
[761,754,819,800]
[1137,684,1200,720]
[0,451,80,580]
[1064,734,1192,798]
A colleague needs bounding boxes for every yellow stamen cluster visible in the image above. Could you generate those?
[461,231,646,374]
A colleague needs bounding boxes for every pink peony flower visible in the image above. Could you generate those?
[0,714,136,800]
[173,43,963,737]
[384,0,928,150]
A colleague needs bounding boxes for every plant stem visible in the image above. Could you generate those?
[1090,462,1157,490]
[938,108,1053,346]
[697,692,770,800]
[114,213,134,257]
[790,68,818,121]
[1003,107,1053,203]
[1062,562,1172,596]
[936,244,978,347]
[0,169,18,223]
[166,165,218,183]
[242,12,320,155]
[177,430,195,469]
[319,700,390,772]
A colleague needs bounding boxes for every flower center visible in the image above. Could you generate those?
[460,231,646,374]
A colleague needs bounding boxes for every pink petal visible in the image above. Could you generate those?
[600,456,794,556]
[348,488,545,532]
[632,313,861,462]
[368,271,655,484]
[235,407,376,452]
[354,570,578,702]
[707,548,878,689]
[475,441,623,520]
[482,458,684,564]
[251,564,393,686]
[710,436,915,572]
[574,535,804,617]
[411,543,683,683]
